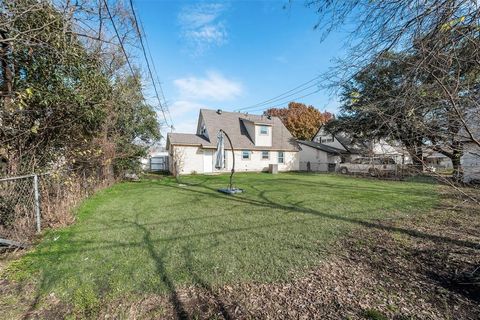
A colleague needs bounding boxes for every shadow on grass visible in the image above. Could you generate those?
[27,181,478,257]
[166,182,479,251]
[129,216,189,320]
[21,177,479,318]
[182,245,233,320]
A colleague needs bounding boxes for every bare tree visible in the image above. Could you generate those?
[307,0,480,180]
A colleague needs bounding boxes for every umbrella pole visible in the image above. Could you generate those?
[220,129,235,190]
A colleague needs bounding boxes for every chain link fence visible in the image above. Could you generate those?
[1,170,112,248]
[0,174,41,247]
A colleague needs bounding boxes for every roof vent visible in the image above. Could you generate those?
[216,109,222,115]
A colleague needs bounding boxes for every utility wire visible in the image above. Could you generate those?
[238,82,319,112]
[236,75,321,111]
[102,0,136,77]
[243,89,321,114]
[138,15,174,130]
[129,0,172,129]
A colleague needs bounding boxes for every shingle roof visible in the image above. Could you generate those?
[167,109,300,151]
[166,133,210,146]
[297,140,348,154]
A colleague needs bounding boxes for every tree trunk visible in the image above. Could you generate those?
[405,142,424,172]
[451,143,463,181]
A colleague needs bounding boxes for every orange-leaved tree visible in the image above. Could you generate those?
[266,102,333,140]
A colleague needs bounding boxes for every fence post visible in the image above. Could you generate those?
[33,174,41,233]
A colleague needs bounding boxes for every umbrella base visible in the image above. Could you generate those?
[218,188,243,195]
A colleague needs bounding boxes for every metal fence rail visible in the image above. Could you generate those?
[0,174,41,247]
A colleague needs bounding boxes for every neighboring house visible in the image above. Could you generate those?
[460,114,480,183]
[312,126,411,164]
[166,109,300,175]
[461,142,480,182]
[297,140,347,172]
[422,149,452,170]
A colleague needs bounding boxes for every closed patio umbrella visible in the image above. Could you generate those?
[215,131,224,169]
[215,129,243,194]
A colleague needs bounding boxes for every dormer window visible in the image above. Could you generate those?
[200,124,207,136]
[260,125,269,135]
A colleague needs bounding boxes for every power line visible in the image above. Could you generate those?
[243,89,321,114]
[236,75,321,111]
[239,82,319,112]
[137,15,174,130]
[102,0,136,77]
[129,0,172,130]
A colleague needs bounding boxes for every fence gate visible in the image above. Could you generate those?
[149,156,169,172]
[0,174,41,248]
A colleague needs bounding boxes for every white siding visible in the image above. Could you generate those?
[298,144,341,171]
[170,145,299,175]
[313,128,347,151]
[169,145,205,175]
[461,142,480,182]
[254,125,272,147]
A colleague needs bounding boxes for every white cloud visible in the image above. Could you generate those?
[168,100,206,118]
[174,71,243,101]
[173,117,199,134]
[178,3,228,55]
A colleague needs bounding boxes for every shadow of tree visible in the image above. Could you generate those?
[164,182,480,251]
[129,215,190,320]
[18,176,478,319]
[182,245,233,320]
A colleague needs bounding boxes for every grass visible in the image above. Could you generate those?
[5,173,438,313]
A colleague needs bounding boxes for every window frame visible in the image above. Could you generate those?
[278,151,284,164]
[321,136,334,143]
[259,125,269,135]
[261,150,269,160]
[241,150,251,160]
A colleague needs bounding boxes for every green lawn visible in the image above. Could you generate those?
[7,173,437,312]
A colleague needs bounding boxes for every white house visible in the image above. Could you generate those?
[461,142,480,182]
[460,114,480,183]
[166,109,300,175]
[297,140,347,172]
[311,126,411,164]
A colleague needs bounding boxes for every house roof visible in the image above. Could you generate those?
[166,133,210,146]
[167,109,300,151]
[297,140,348,155]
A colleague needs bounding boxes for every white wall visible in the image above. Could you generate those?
[313,128,347,151]
[461,142,480,182]
[169,145,204,175]
[254,125,272,147]
[218,150,299,173]
[170,145,299,175]
[298,144,341,171]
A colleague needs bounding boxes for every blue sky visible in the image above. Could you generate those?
[134,0,348,138]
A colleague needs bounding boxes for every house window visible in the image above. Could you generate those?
[321,136,334,143]
[278,151,284,164]
[261,151,269,160]
[242,150,251,160]
[260,125,269,135]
